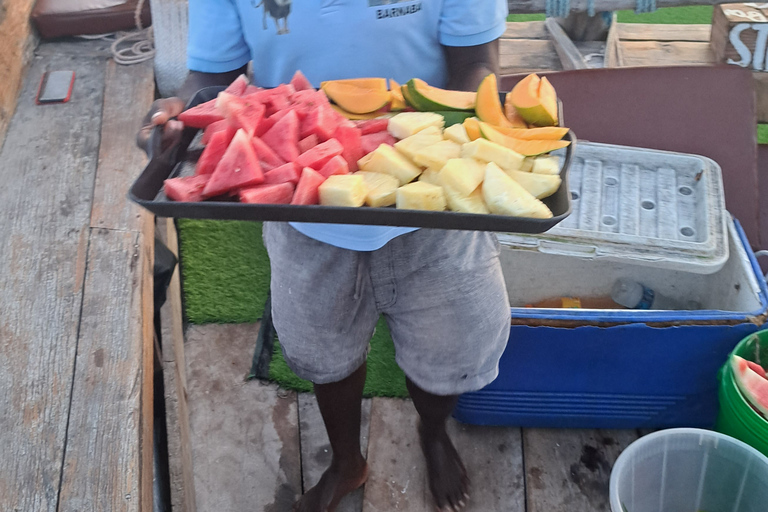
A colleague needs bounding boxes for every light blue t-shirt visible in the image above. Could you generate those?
[188,0,508,250]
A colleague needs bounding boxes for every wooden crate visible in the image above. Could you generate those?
[711,3,768,69]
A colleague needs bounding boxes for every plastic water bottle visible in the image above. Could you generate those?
[611,278,700,310]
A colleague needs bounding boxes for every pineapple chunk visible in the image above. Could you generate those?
[483,163,552,219]
[531,155,561,175]
[396,182,447,211]
[388,112,445,139]
[520,157,534,173]
[354,171,399,207]
[359,144,421,185]
[505,169,562,199]
[443,123,470,144]
[419,168,443,187]
[438,158,485,197]
[319,175,368,207]
[461,138,525,172]
[444,185,490,214]
[412,140,462,170]
[394,126,444,162]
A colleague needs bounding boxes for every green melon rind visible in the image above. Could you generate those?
[405,79,476,113]
[436,111,474,127]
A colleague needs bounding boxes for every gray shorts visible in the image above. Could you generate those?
[263,223,511,396]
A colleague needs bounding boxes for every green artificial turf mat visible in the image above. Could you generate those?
[508,6,713,24]
[177,219,408,398]
[759,125,768,145]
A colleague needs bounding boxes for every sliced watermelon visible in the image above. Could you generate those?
[202,129,264,197]
[291,167,326,205]
[224,74,249,96]
[178,99,224,128]
[732,355,768,417]
[331,124,364,172]
[291,89,330,109]
[228,101,266,138]
[355,118,389,135]
[239,182,295,204]
[255,116,276,138]
[164,174,210,202]
[244,84,262,96]
[263,162,301,185]
[298,134,319,153]
[215,92,243,117]
[195,128,236,175]
[318,155,349,178]
[295,138,344,170]
[290,70,314,92]
[300,104,340,141]
[251,136,287,171]
[361,131,396,154]
[202,119,235,146]
[261,110,300,163]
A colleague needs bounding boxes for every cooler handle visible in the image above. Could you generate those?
[756,250,768,281]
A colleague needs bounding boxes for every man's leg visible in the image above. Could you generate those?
[295,362,369,512]
[407,378,469,512]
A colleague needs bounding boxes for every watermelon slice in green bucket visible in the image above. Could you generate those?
[732,355,768,418]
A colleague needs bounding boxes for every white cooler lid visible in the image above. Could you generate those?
[498,141,730,274]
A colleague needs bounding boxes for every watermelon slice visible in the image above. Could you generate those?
[178,99,224,128]
[331,124,364,172]
[224,74,249,96]
[244,85,262,96]
[228,101,266,138]
[239,183,295,204]
[255,116,276,138]
[361,131,396,154]
[195,128,236,175]
[164,175,210,202]
[295,138,344,170]
[298,134,319,153]
[261,110,300,163]
[202,119,236,146]
[291,89,330,109]
[732,355,768,417]
[355,118,389,135]
[291,167,326,205]
[251,136,286,171]
[263,162,301,185]
[300,104,340,141]
[318,155,349,178]
[290,70,314,92]
[202,130,264,197]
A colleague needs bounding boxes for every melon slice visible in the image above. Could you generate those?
[330,105,391,120]
[389,79,407,111]
[479,121,570,157]
[405,78,476,112]
[320,78,388,90]
[503,95,529,129]
[322,81,390,114]
[462,117,482,141]
[508,74,559,127]
[494,126,569,141]
[475,74,521,130]
[732,355,768,417]
[482,162,552,219]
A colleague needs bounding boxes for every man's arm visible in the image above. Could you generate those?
[443,39,500,92]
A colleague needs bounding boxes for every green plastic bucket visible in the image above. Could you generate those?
[715,329,768,457]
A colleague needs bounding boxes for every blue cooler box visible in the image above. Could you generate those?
[454,143,768,429]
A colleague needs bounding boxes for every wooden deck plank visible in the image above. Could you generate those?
[90,60,154,232]
[0,46,106,512]
[502,21,549,40]
[616,23,711,42]
[185,324,302,511]
[500,39,561,75]
[298,395,372,512]
[57,226,149,511]
[523,428,640,512]
[546,18,589,70]
[619,41,717,67]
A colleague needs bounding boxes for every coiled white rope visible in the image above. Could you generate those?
[76,0,155,65]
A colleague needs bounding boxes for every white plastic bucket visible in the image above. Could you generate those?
[609,428,768,512]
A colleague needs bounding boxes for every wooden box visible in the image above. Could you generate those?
[711,3,768,71]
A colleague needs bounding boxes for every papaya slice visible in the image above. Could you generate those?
[475,73,518,130]
[389,79,407,111]
[509,74,559,127]
[322,82,391,114]
[463,117,482,141]
[478,121,570,156]
[320,78,388,90]
[330,104,391,120]
[406,78,476,112]
[494,126,569,140]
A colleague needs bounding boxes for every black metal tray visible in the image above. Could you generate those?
[128,87,575,233]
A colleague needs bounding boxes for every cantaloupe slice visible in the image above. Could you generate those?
[406,78,476,112]
[508,74,559,127]
[462,117,482,141]
[503,94,529,129]
[330,104,392,120]
[389,79,407,111]
[494,126,569,141]
[479,121,570,157]
[475,74,518,129]
[320,78,388,90]
[322,81,390,114]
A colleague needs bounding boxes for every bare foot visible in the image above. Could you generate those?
[419,424,470,512]
[293,457,369,512]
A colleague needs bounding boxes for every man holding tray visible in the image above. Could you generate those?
[139,1,510,510]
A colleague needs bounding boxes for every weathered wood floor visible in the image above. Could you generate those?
[169,321,644,512]
[0,40,155,511]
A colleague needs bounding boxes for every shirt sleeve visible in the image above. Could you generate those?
[439,0,509,47]
[187,0,252,73]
